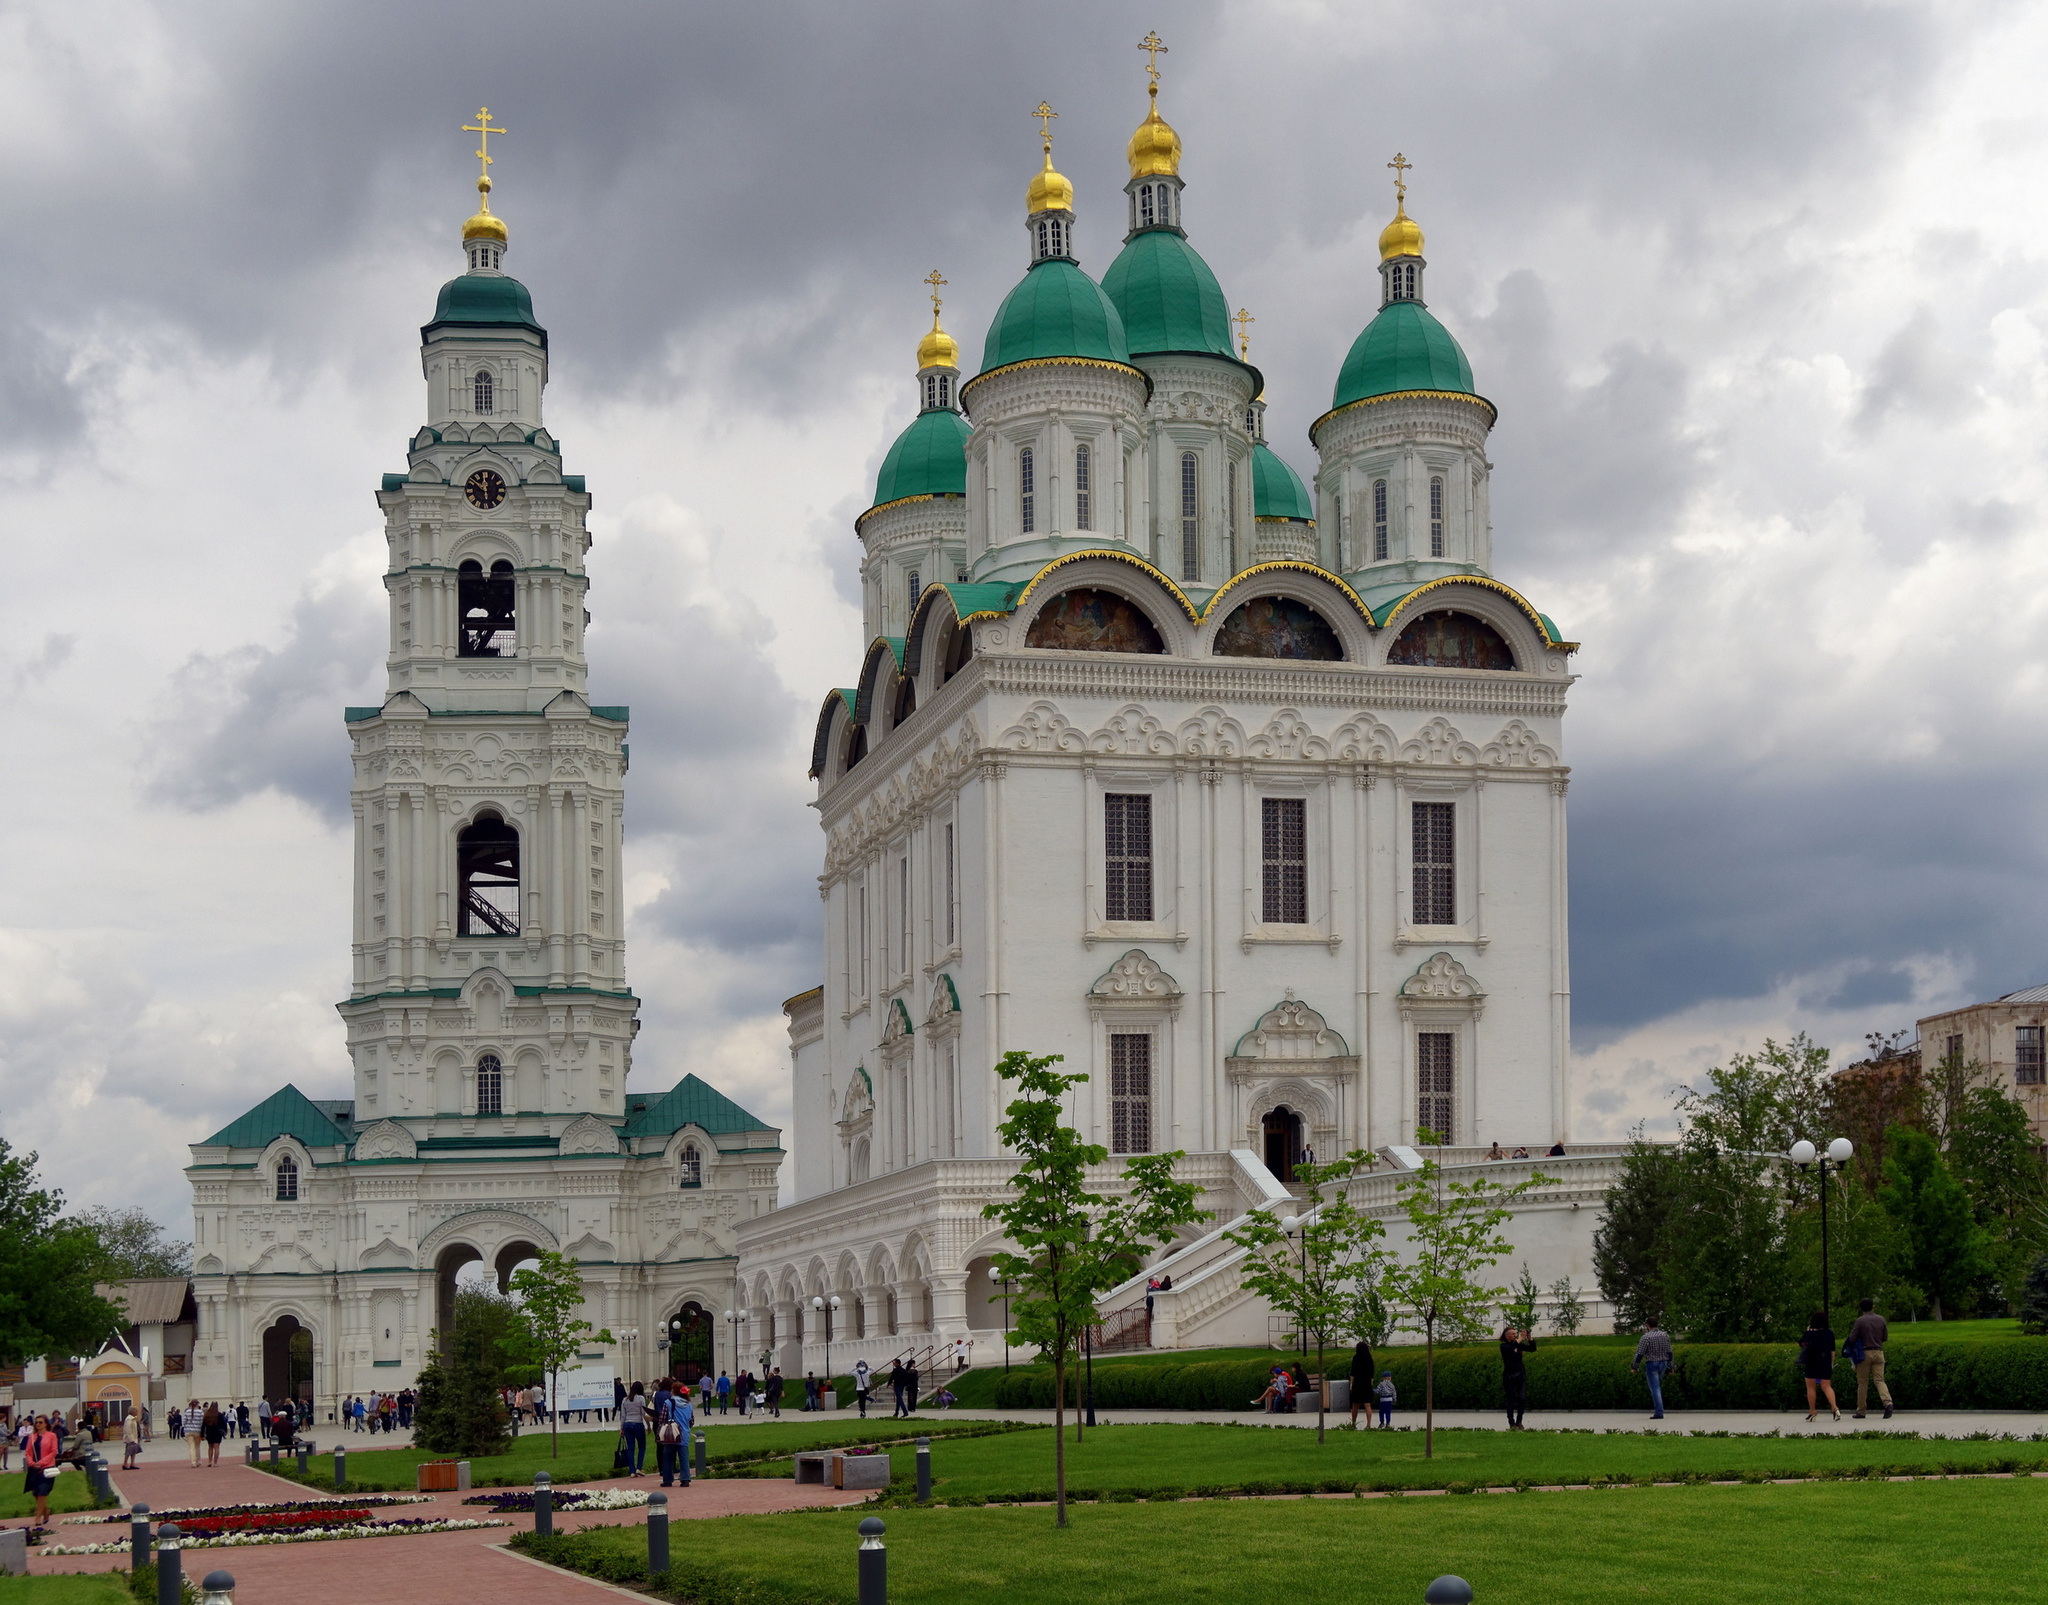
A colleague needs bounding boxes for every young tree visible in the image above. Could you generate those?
[69,1206,192,1281]
[1879,1126,1993,1320]
[1224,1151,1387,1444]
[2019,1250,2048,1336]
[0,1141,125,1368]
[413,1289,516,1457]
[1546,1276,1585,1336]
[981,1050,1208,1528]
[1504,1265,1542,1333]
[506,1249,614,1457]
[1592,1136,1678,1332]
[1659,1145,1798,1341]
[1380,1149,1550,1458]
[1945,1085,2048,1306]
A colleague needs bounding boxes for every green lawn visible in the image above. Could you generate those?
[0,1579,130,1605]
[0,1465,103,1521]
[544,1479,2048,1605]
[820,1421,2048,1497]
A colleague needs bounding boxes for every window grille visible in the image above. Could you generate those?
[1075,444,1091,528]
[1412,801,1456,925]
[1111,1033,1153,1153]
[457,813,521,935]
[1430,476,1445,557]
[2018,1026,2045,1085]
[1139,185,1156,228]
[1262,797,1308,924]
[476,1053,503,1116]
[907,569,920,612]
[1180,452,1199,580]
[457,558,516,657]
[1104,793,1154,922]
[1019,447,1036,533]
[473,370,494,413]
[1946,1033,1963,1064]
[679,1144,702,1187]
[1389,262,1417,301]
[944,822,956,946]
[1373,479,1389,560]
[274,1155,299,1202]
[1417,1033,1455,1141]
[923,375,938,410]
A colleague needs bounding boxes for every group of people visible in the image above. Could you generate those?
[613,1378,695,1485]
[339,1391,414,1433]
[1485,1141,1570,1160]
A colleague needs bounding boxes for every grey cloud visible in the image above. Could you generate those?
[11,632,76,691]
[1853,306,1975,433]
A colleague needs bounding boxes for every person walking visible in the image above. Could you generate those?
[614,1376,627,1421]
[23,1414,59,1527]
[1847,1297,1893,1420]
[235,1401,249,1439]
[121,1408,143,1471]
[714,1371,732,1416]
[765,1369,785,1418]
[168,1405,184,1442]
[654,1381,692,1489]
[1373,1371,1397,1427]
[618,1381,649,1476]
[1498,1326,1537,1429]
[889,1359,908,1418]
[952,1337,969,1373]
[202,1402,226,1467]
[1346,1337,1377,1429]
[853,1358,872,1419]
[1799,1309,1841,1422]
[1630,1317,1673,1419]
[904,1357,920,1415]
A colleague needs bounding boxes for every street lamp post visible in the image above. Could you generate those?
[1281,1214,1309,1359]
[1790,1137,1856,1319]
[722,1309,743,1387]
[986,1266,1012,1372]
[809,1295,842,1389]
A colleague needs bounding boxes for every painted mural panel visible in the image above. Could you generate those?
[1025,588,1166,653]
[1213,595,1344,661]
[1387,609,1516,671]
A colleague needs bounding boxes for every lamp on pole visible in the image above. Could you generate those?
[810,1295,842,1384]
[1790,1137,1855,1319]
[1281,1214,1308,1359]
[620,1327,638,1388]
[987,1266,1013,1372]
[721,1309,742,1384]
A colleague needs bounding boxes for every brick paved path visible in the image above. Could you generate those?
[24,1453,866,1604]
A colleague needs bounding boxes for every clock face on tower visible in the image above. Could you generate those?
[464,469,507,510]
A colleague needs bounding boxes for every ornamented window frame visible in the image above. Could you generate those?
[1241,774,1337,950]
[1086,949,1183,1156]
[1395,777,1484,949]
[1083,768,1181,946]
[1396,952,1486,1147]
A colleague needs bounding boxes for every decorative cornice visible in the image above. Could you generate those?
[961,356,1150,412]
[1310,388,1498,439]
[978,656,1568,716]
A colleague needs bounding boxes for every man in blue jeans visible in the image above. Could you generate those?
[653,1382,693,1488]
[1631,1317,1673,1418]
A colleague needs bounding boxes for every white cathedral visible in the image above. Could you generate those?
[189,72,1616,1414]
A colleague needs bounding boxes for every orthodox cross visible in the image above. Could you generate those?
[1387,151,1412,205]
[1138,30,1168,88]
[924,269,947,320]
[1034,101,1058,150]
[463,107,509,182]
[1232,307,1255,361]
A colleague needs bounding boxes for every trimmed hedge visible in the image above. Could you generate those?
[985,1339,2048,1413]
[513,1525,832,1605]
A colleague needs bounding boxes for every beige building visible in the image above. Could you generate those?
[1917,982,2048,1142]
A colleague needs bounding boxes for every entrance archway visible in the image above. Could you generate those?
[434,1244,484,1347]
[1262,1106,1303,1183]
[663,1303,712,1383]
[261,1315,314,1405]
[494,1241,544,1292]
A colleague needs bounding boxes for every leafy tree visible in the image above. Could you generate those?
[1674,1036,1832,1154]
[2019,1251,2048,1336]
[1879,1126,1993,1320]
[1546,1276,1585,1336]
[1380,1150,1550,1458]
[981,1050,1209,1527]
[0,1140,125,1368]
[1945,1085,2048,1307]
[1658,1145,1798,1341]
[506,1249,613,1458]
[1503,1265,1542,1332]
[70,1206,191,1281]
[1224,1151,1387,1444]
[1592,1137,1679,1332]
[413,1289,515,1456]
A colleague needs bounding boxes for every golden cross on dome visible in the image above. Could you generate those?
[924,268,947,320]
[1138,30,1168,88]
[1034,101,1058,148]
[1232,307,1255,361]
[463,107,509,185]
[1387,151,1412,205]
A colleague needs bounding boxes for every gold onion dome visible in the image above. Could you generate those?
[1127,88,1181,178]
[1027,146,1074,214]
[1379,197,1423,262]
[463,176,508,244]
[917,313,958,370]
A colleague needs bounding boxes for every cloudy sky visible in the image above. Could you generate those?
[4,0,2045,1226]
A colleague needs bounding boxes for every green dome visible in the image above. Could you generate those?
[427,272,542,333]
[1330,300,1474,411]
[979,259,1130,374]
[871,407,971,509]
[1252,442,1314,522]
[1100,229,1234,358]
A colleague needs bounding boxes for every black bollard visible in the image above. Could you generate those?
[1425,1579,1473,1605]
[694,1431,707,1478]
[915,1437,931,1502]
[857,1517,886,1605]
[646,1491,669,1574]
[130,1504,151,1572]
[296,1444,311,1476]
[533,1471,553,1538]
[90,1452,111,1503]
[200,1570,236,1605]
[156,1524,182,1605]
[334,1447,347,1490]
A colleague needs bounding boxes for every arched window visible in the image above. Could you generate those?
[1388,262,1418,302]
[274,1155,299,1202]
[906,570,921,613]
[1387,610,1517,671]
[1180,452,1200,580]
[678,1144,702,1188]
[844,724,868,770]
[1025,588,1166,653]
[1430,476,1445,557]
[473,370,494,413]
[457,558,515,657]
[891,675,917,727]
[1372,479,1389,561]
[476,1053,503,1116]
[1074,444,1091,529]
[851,1138,870,1183]
[457,813,521,936]
[1138,185,1156,229]
[1035,218,1066,260]
[1018,447,1036,533]
[941,618,973,682]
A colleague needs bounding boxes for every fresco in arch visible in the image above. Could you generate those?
[1386,609,1516,671]
[1213,595,1344,661]
[1024,588,1166,653]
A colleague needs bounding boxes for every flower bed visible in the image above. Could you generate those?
[41,1515,506,1555]
[463,1487,649,1512]
[72,1496,430,1525]
[179,1508,374,1535]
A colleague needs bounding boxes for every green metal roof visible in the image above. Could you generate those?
[1252,442,1315,522]
[1330,300,1476,411]
[871,408,971,510]
[979,259,1131,374]
[622,1073,775,1139]
[942,582,1022,620]
[1100,229,1234,359]
[200,1084,355,1151]
[425,273,543,338]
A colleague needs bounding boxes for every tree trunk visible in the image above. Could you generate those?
[1316,1334,1327,1445]
[550,1369,560,1459]
[1424,1322,1435,1460]
[1052,1348,1068,1528]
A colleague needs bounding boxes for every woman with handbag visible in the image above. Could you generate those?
[618,1380,649,1476]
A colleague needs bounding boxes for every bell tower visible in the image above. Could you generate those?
[339,113,639,1135]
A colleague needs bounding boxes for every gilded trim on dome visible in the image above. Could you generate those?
[855,490,964,532]
[961,355,1151,408]
[1010,548,1202,622]
[1375,575,1578,652]
[1310,388,1498,438]
[1198,561,1372,626]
